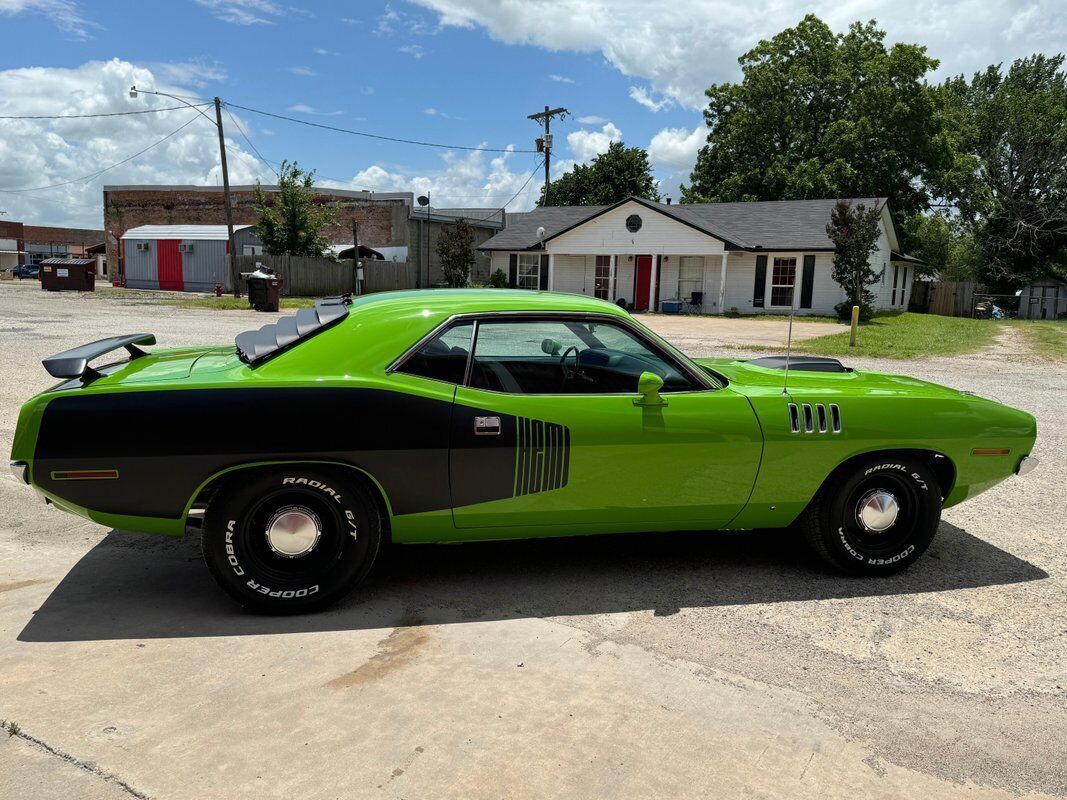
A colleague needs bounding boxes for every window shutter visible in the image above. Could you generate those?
[540,254,549,290]
[800,255,815,309]
[508,253,518,288]
[753,255,767,308]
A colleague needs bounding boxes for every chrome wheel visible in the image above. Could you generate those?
[265,506,322,558]
[856,489,900,533]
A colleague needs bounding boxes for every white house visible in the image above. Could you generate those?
[480,197,921,315]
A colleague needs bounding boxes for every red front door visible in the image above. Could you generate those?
[156,239,184,292]
[634,255,653,311]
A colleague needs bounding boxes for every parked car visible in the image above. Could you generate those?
[11,264,40,279]
[9,290,1037,613]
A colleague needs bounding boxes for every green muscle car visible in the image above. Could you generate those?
[10,290,1037,613]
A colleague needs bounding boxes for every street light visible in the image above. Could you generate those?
[417,194,430,289]
[129,85,239,297]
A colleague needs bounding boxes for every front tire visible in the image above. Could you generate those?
[202,467,382,613]
[803,456,941,575]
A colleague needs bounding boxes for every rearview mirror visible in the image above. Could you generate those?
[634,371,667,407]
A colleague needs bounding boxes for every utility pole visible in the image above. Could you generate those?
[214,97,239,297]
[351,217,360,296]
[527,106,568,205]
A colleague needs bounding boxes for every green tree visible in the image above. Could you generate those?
[538,141,661,206]
[939,54,1067,284]
[827,200,883,319]
[904,212,981,281]
[435,217,476,287]
[682,15,954,219]
[253,161,337,257]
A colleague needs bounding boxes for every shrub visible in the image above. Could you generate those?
[488,268,508,288]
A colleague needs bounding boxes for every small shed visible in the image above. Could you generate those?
[121,225,262,292]
[1018,281,1067,320]
[39,258,96,292]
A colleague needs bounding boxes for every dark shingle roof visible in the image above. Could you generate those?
[481,197,889,252]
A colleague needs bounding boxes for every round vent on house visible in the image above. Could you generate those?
[625,214,642,233]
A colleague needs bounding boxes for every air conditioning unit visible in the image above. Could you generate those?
[179,243,194,253]
[135,242,149,252]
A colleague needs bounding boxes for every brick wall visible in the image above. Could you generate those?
[103,186,411,282]
[23,225,104,247]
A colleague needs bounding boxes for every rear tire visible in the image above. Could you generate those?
[202,466,382,613]
[802,456,941,575]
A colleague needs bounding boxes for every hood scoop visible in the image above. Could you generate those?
[746,355,849,373]
[235,297,349,365]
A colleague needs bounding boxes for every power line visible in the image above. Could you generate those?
[0,111,205,193]
[224,108,279,179]
[471,158,545,222]
[0,103,212,120]
[226,101,538,154]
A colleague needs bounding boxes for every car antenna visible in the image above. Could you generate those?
[782,294,795,396]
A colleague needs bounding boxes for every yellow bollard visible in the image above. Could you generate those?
[849,305,860,347]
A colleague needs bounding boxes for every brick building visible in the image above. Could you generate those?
[0,219,104,272]
[103,185,411,285]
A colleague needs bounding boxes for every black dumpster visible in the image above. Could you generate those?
[242,267,283,312]
[39,258,96,292]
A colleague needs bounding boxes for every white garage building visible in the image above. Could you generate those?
[480,197,920,315]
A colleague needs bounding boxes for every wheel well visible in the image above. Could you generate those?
[818,449,956,503]
[185,461,393,541]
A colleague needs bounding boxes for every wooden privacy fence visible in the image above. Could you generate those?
[235,254,416,297]
[927,281,985,317]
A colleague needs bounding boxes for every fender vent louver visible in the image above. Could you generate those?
[789,401,842,434]
[235,298,349,365]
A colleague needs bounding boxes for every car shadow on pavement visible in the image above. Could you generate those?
[18,522,1048,642]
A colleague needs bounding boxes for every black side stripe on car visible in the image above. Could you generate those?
[514,417,570,496]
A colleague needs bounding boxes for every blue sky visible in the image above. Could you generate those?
[0,0,1061,227]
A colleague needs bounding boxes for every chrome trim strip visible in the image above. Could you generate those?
[802,403,814,434]
[829,403,842,433]
[816,403,828,433]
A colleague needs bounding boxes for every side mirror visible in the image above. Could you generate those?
[634,371,667,407]
[541,338,561,356]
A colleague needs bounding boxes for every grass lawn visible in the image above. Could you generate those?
[797,311,1000,359]
[161,296,317,310]
[1009,320,1067,360]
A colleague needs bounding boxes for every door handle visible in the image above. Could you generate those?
[474,416,501,436]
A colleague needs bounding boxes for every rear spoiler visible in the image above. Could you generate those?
[235,297,349,365]
[43,333,155,381]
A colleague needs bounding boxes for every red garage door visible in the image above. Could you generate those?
[156,240,184,292]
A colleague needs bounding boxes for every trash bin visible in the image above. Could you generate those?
[242,266,283,312]
[39,258,96,292]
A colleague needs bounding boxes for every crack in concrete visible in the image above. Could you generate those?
[5,724,151,799]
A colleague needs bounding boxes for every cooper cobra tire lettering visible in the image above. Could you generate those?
[202,467,381,613]
[837,527,864,561]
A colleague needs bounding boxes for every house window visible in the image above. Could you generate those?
[678,256,704,302]
[594,255,611,300]
[770,257,797,307]
[517,253,541,290]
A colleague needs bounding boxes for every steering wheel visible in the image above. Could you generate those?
[560,346,580,381]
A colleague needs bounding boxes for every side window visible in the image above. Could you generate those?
[469,318,697,395]
[396,322,474,384]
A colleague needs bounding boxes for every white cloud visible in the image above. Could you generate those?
[575,114,606,124]
[325,147,542,211]
[286,103,343,116]
[286,66,317,76]
[647,124,706,171]
[144,59,227,89]
[192,0,285,25]
[628,85,672,112]
[549,74,575,84]
[567,121,621,162]
[0,58,268,228]
[410,0,1067,110]
[399,44,426,58]
[0,0,93,37]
